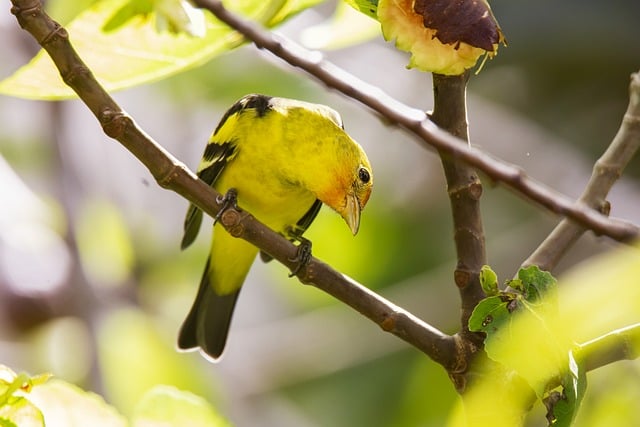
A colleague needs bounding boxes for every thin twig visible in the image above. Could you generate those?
[8,0,458,369]
[577,323,640,372]
[193,0,640,243]
[524,71,640,271]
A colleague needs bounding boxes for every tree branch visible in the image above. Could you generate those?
[430,72,487,389]
[524,71,640,271]
[8,0,458,369]
[193,0,640,244]
[577,323,640,372]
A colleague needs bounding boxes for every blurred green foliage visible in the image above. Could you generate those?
[0,0,323,99]
[0,365,230,426]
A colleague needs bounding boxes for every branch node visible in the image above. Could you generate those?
[623,112,640,126]
[219,209,247,237]
[446,176,482,200]
[469,180,483,200]
[296,263,314,284]
[381,312,397,331]
[155,165,180,189]
[100,109,129,138]
[10,1,41,28]
[40,22,67,47]
[61,64,91,87]
[509,165,526,184]
[454,268,472,289]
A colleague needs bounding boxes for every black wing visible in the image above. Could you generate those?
[181,94,275,250]
[260,199,323,263]
[181,140,237,249]
[291,198,323,239]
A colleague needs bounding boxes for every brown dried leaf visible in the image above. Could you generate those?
[414,0,504,51]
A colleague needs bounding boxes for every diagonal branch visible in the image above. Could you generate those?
[193,0,640,244]
[8,0,458,370]
[524,71,640,271]
[545,323,640,391]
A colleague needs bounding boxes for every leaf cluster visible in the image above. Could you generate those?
[469,266,586,426]
[0,365,229,427]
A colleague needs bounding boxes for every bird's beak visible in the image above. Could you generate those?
[341,192,361,235]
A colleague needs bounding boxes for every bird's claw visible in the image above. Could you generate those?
[214,188,239,224]
[288,236,312,277]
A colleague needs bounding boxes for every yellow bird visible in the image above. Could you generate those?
[178,94,373,360]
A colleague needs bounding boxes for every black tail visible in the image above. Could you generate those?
[178,257,241,360]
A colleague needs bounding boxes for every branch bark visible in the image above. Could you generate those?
[525,71,640,271]
[193,0,640,244]
[8,0,458,370]
[430,72,487,389]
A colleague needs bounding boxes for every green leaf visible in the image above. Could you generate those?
[102,0,154,32]
[0,369,24,407]
[154,0,207,37]
[267,0,324,26]
[517,265,557,304]
[103,0,207,37]
[0,366,48,427]
[469,268,569,398]
[0,418,18,427]
[468,295,513,334]
[0,0,322,100]
[343,0,379,20]
[132,386,230,427]
[507,278,524,293]
[0,367,50,407]
[475,297,569,397]
[45,0,99,24]
[479,264,499,296]
[28,380,126,427]
[545,350,587,426]
[301,1,380,50]
[0,397,44,427]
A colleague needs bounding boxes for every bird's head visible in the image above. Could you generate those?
[268,97,373,235]
[320,141,373,235]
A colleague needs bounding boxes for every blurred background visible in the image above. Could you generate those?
[1,0,639,425]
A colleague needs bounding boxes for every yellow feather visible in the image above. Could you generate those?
[178,94,373,359]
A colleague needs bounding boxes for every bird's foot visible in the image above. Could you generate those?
[288,235,312,277]
[214,188,239,224]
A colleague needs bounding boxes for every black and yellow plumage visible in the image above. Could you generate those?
[178,94,373,360]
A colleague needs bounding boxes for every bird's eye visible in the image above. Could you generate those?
[358,167,371,184]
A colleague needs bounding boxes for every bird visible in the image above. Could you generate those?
[178,94,373,360]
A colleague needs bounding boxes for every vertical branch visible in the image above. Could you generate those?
[430,72,487,328]
[430,72,487,388]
